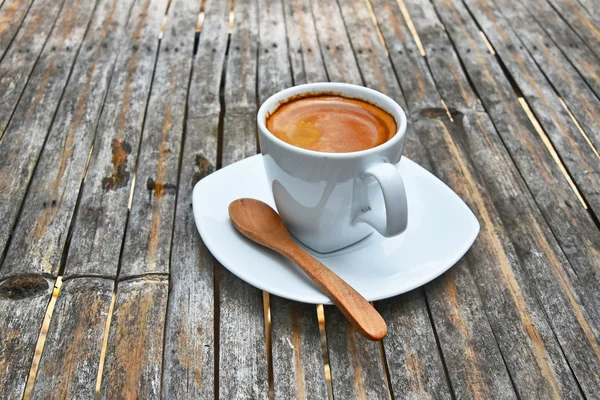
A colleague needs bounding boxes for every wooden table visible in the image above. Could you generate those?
[0,0,599,398]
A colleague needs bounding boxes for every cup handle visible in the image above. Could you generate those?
[354,162,408,237]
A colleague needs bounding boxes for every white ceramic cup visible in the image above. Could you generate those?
[257,83,408,253]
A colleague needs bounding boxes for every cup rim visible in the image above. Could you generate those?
[257,82,408,159]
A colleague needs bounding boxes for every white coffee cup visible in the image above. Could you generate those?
[257,83,408,253]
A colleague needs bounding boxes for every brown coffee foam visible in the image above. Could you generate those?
[266,95,397,153]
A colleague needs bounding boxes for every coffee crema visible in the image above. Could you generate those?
[266,95,397,153]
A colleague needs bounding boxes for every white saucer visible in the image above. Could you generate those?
[192,155,479,304]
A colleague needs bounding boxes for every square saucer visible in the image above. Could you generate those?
[192,154,479,304]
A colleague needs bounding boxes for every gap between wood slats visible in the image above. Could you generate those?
[422,290,456,398]
[94,288,116,397]
[317,304,334,400]
[95,0,170,392]
[557,97,600,159]
[213,1,233,395]
[518,97,587,209]
[22,277,62,400]
[263,292,274,400]
[363,0,387,54]
[395,0,425,56]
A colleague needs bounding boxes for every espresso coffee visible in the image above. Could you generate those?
[266,95,397,153]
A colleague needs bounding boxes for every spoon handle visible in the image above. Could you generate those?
[283,245,387,341]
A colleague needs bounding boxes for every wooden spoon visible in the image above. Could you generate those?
[229,198,387,341]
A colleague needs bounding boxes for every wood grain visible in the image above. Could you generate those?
[309,0,361,84]
[98,277,169,399]
[30,278,113,399]
[425,263,517,400]
[0,0,98,262]
[456,112,600,396]
[377,291,453,400]
[161,115,217,397]
[99,1,199,397]
[0,0,34,61]
[257,0,292,103]
[422,0,600,315]
[326,306,390,400]
[270,299,328,400]
[0,0,64,138]
[0,275,53,399]
[218,1,268,399]
[0,0,135,280]
[118,0,199,279]
[543,0,600,59]
[25,1,167,396]
[519,0,600,99]
[281,0,327,85]
[464,0,600,215]
[391,0,483,114]
[394,0,600,396]
[63,0,168,279]
[418,116,582,399]
[162,0,230,396]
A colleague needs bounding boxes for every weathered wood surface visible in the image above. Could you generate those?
[310,0,361,84]
[499,0,600,152]
[30,278,113,399]
[0,1,129,397]
[325,307,390,400]
[421,0,600,314]
[0,0,98,261]
[519,0,600,99]
[0,275,54,399]
[0,0,599,397]
[0,0,135,279]
[282,0,327,85]
[388,0,600,396]
[0,0,34,60]
[0,0,64,138]
[119,0,198,280]
[219,1,269,398]
[464,0,600,215]
[270,299,328,400]
[543,0,600,59]
[377,291,453,400]
[420,116,582,399]
[161,0,230,397]
[98,277,169,399]
[64,0,168,279]
[27,1,167,397]
[257,0,292,103]
[426,264,517,399]
[457,112,600,396]
[100,1,199,398]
